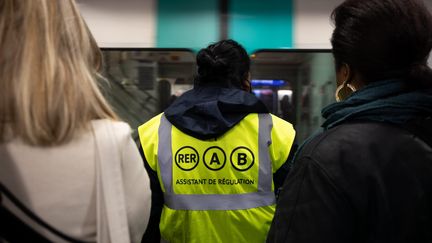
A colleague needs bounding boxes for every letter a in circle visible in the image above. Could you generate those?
[210,153,220,165]
[203,146,226,171]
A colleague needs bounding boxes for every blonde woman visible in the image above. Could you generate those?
[0,0,151,242]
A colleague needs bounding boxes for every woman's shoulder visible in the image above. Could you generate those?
[308,122,409,152]
[91,119,131,136]
[91,119,131,130]
[90,119,134,148]
[299,121,427,176]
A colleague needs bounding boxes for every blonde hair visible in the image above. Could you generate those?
[0,0,118,146]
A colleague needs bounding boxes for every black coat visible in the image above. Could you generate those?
[267,119,432,243]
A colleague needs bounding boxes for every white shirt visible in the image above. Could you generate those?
[0,120,151,243]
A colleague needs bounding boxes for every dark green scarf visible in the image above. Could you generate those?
[322,79,432,129]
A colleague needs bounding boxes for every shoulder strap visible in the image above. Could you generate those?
[0,183,88,243]
[0,198,50,243]
[92,121,131,243]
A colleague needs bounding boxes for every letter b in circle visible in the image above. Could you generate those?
[230,147,254,171]
[237,153,247,165]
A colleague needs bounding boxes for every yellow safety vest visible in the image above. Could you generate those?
[139,113,295,243]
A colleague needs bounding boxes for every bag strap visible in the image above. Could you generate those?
[0,183,88,243]
[0,199,50,242]
[92,121,131,243]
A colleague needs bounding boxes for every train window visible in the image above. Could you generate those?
[101,48,196,140]
[101,48,335,144]
[250,50,335,143]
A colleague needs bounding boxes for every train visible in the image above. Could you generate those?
[77,0,432,142]
[100,48,335,143]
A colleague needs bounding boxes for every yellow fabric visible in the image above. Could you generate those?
[138,113,295,243]
[139,113,165,190]
[160,205,276,243]
[269,114,295,173]
[171,114,260,195]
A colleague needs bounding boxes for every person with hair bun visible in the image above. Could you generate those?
[267,0,432,242]
[0,0,151,242]
[138,39,296,243]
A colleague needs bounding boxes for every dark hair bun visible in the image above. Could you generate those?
[195,39,250,88]
[197,49,229,77]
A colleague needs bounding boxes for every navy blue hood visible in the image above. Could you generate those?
[164,86,268,140]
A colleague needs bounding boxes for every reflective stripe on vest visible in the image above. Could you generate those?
[158,114,275,210]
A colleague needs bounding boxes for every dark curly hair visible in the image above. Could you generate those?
[195,39,250,88]
[331,0,432,88]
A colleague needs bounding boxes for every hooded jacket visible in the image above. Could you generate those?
[140,86,296,242]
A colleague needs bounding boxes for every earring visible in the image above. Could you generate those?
[248,80,253,93]
[243,79,252,93]
[335,80,355,102]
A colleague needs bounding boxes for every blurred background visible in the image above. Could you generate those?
[77,0,432,143]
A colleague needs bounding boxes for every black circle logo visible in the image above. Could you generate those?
[203,146,226,171]
[230,146,254,171]
[174,146,199,171]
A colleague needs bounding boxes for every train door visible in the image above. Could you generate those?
[250,50,335,143]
